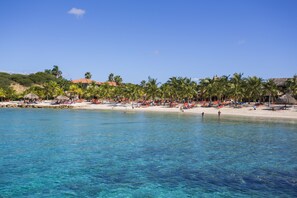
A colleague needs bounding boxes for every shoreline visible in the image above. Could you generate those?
[1,101,297,121]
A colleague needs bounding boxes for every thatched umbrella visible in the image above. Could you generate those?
[56,95,70,100]
[24,93,39,100]
[277,94,297,104]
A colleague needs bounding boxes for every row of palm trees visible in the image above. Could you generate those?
[1,73,296,104]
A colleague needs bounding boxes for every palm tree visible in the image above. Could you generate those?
[245,76,263,103]
[160,83,174,102]
[43,81,63,99]
[263,79,278,106]
[199,77,218,103]
[140,80,146,87]
[230,73,244,106]
[113,85,125,101]
[286,75,297,98]
[51,65,62,78]
[85,72,92,79]
[114,75,123,85]
[216,75,230,101]
[69,84,83,99]
[198,78,209,101]
[85,82,98,99]
[97,83,115,100]
[180,77,197,102]
[108,73,114,82]
[123,83,142,101]
[166,77,180,101]
[144,77,160,101]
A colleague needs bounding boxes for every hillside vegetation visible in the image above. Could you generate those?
[0,72,58,90]
[0,65,296,103]
[0,66,70,100]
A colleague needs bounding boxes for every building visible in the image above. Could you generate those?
[71,78,117,88]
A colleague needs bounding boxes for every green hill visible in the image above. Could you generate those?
[0,71,62,91]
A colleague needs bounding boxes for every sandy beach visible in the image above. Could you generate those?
[1,101,296,121]
[77,102,297,120]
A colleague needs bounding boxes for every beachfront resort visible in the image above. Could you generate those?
[1,0,297,197]
[0,66,296,119]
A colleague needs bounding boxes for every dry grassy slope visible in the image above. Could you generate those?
[10,83,28,94]
[9,82,43,94]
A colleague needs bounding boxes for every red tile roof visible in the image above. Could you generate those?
[72,78,95,84]
[71,78,117,86]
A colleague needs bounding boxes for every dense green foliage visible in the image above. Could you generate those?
[85,72,92,79]
[0,70,59,88]
[108,73,123,85]
[0,72,13,90]
[0,66,296,103]
[0,66,70,100]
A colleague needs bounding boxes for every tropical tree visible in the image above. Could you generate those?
[85,72,92,79]
[44,69,52,74]
[179,77,197,102]
[25,86,45,99]
[216,75,230,101]
[51,65,62,78]
[113,85,125,101]
[0,88,6,101]
[144,77,160,101]
[85,82,98,99]
[114,75,123,85]
[97,83,115,100]
[166,77,179,100]
[68,84,83,99]
[43,81,63,99]
[286,75,297,98]
[199,77,218,102]
[108,73,114,82]
[58,78,71,91]
[263,79,279,106]
[245,76,263,103]
[160,83,174,101]
[122,83,142,101]
[230,73,244,105]
[4,88,18,101]
[140,80,146,87]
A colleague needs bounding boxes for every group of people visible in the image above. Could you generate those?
[201,110,221,117]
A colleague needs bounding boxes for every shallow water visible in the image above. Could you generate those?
[0,109,297,197]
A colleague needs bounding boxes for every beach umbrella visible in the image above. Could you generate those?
[277,94,297,104]
[56,95,70,100]
[24,93,39,100]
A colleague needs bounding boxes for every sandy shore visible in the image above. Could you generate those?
[2,101,296,120]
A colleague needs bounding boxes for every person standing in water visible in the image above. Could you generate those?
[218,110,221,116]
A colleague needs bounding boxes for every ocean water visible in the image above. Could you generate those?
[0,109,297,197]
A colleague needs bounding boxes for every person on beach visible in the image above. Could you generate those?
[180,106,184,112]
[202,112,204,117]
[218,110,221,116]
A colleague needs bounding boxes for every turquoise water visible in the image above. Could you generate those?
[0,109,297,197]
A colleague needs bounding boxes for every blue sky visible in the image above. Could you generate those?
[0,0,296,83]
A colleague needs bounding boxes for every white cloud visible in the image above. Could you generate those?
[68,8,86,17]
